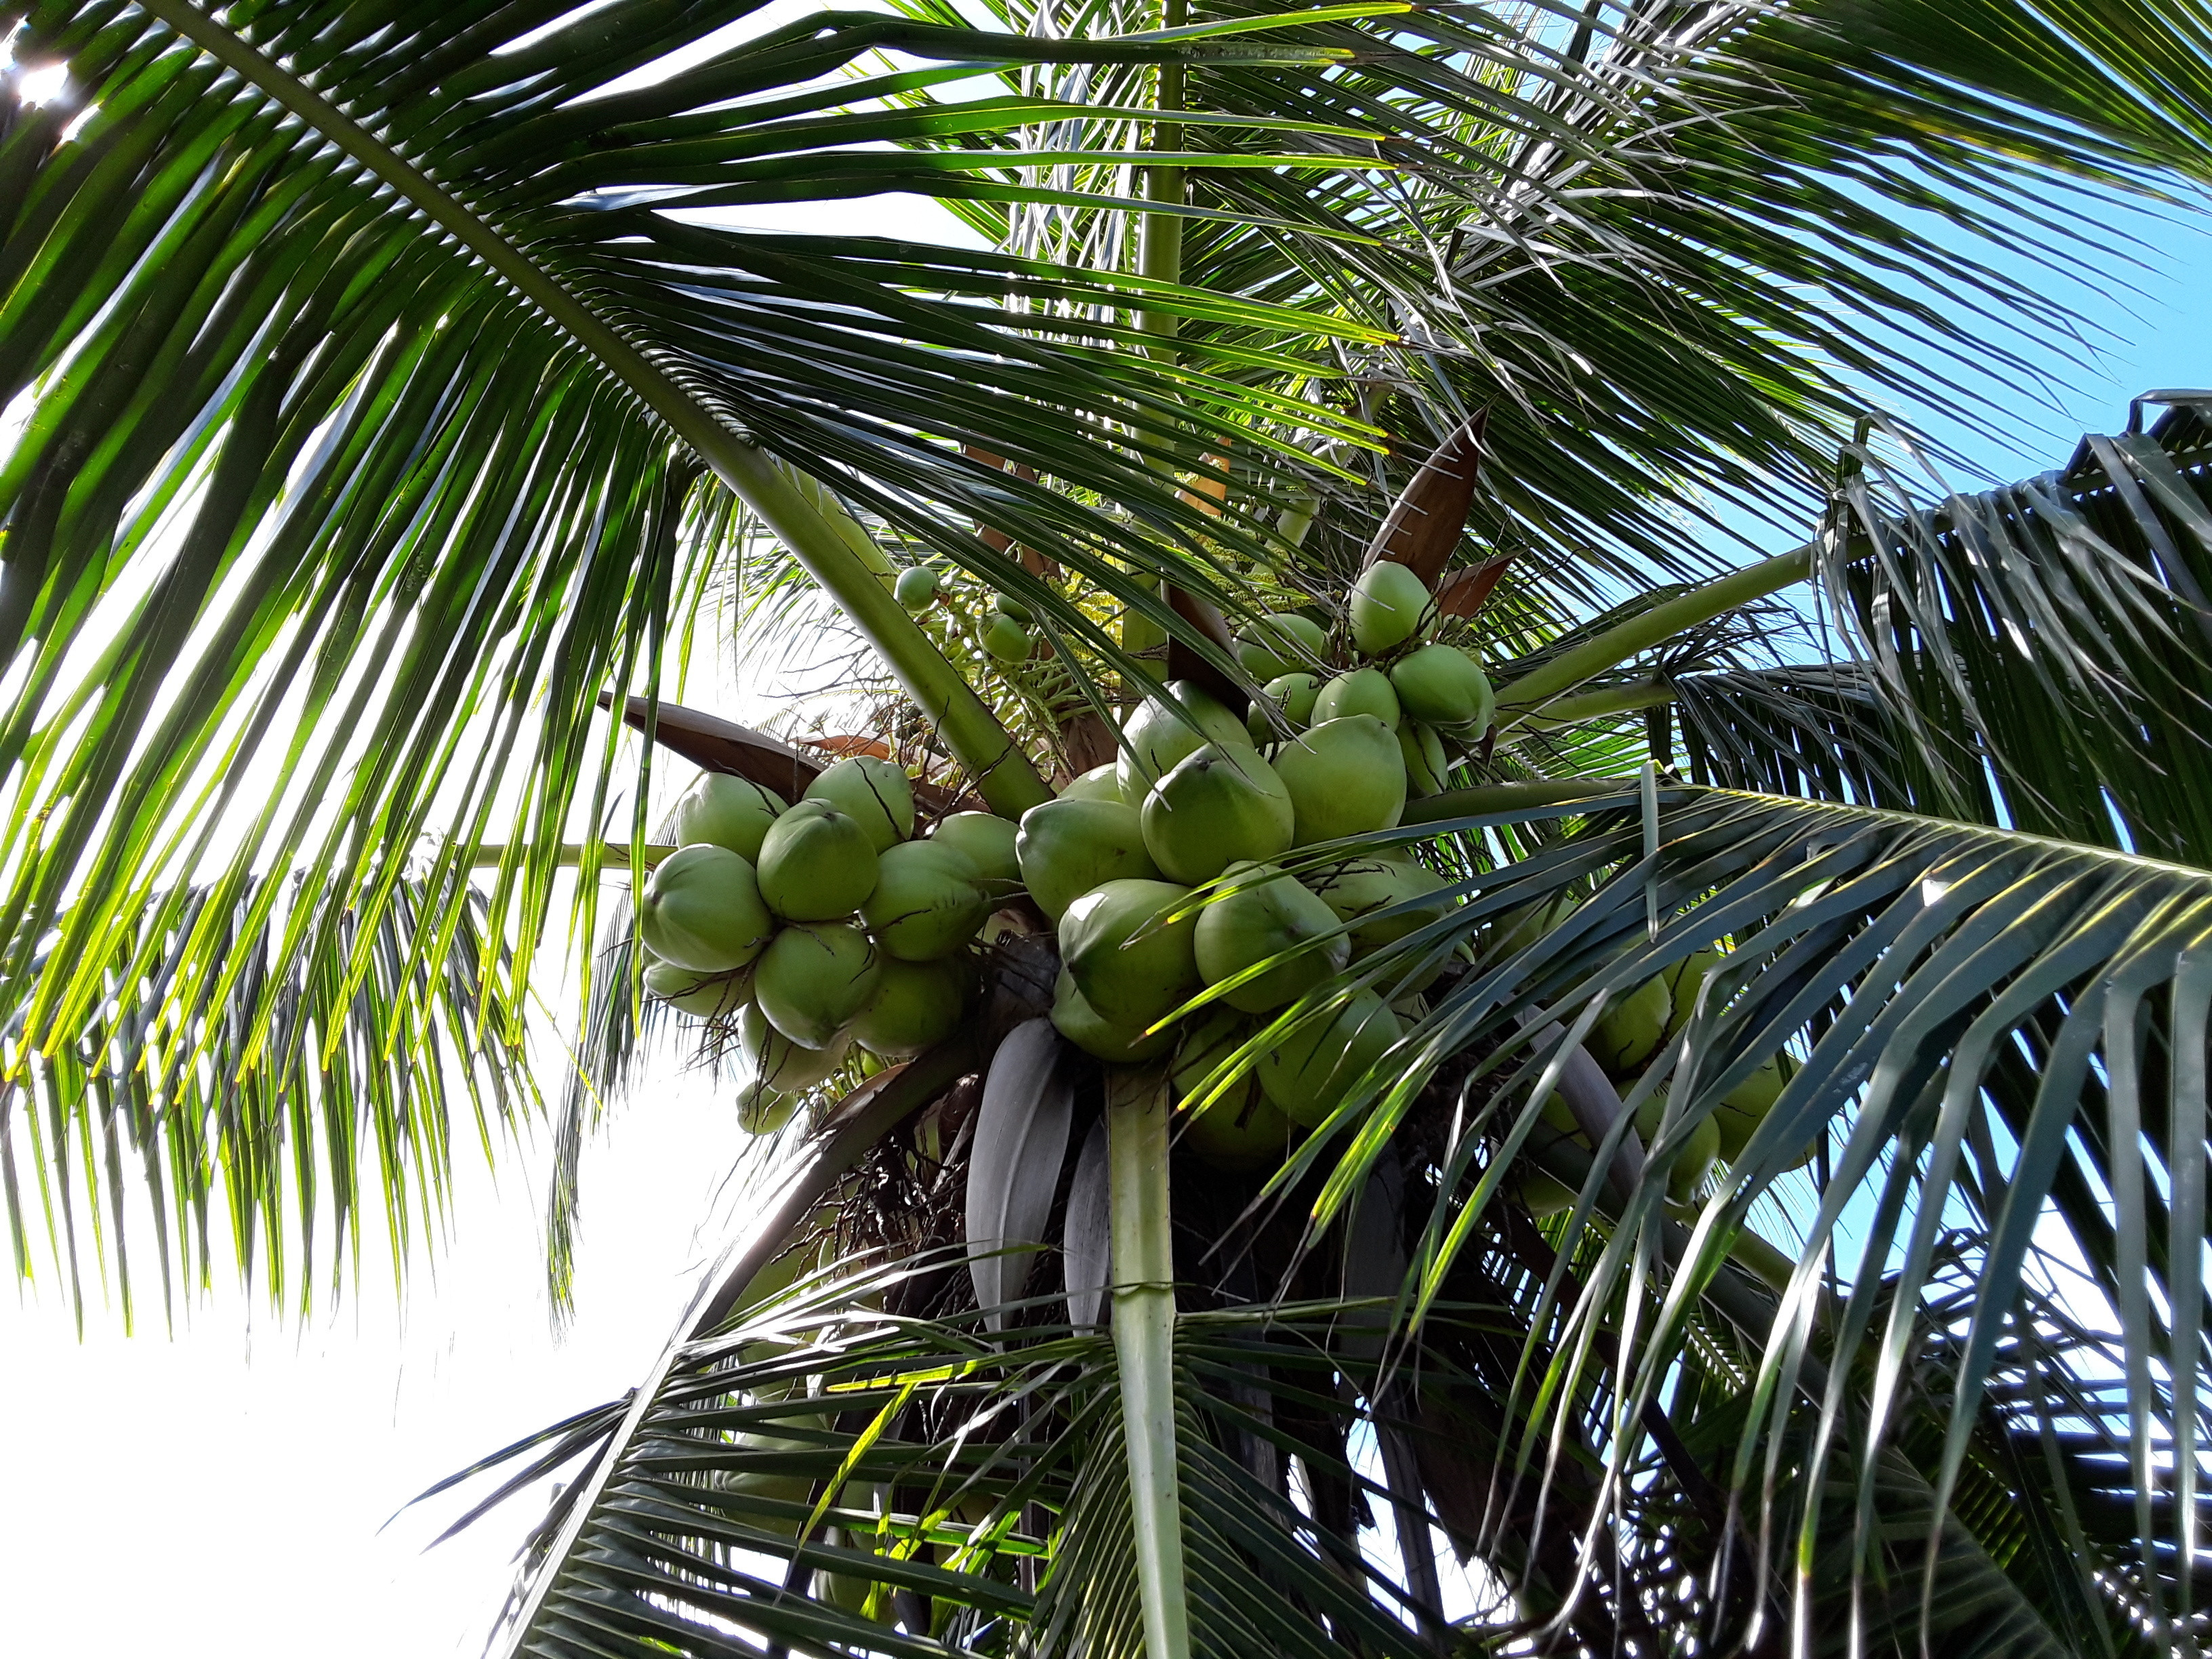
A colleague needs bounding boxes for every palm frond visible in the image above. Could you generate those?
[1206,783,2212,1650]
[0,862,530,1322]
[1817,395,2212,860]
[0,0,1397,1296]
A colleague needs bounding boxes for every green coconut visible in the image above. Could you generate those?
[1711,1052,1792,1159]
[1389,642,1493,727]
[643,960,752,1019]
[737,1006,843,1094]
[1305,857,1452,956]
[754,922,882,1048]
[756,801,880,920]
[895,565,939,611]
[1121,589,1168,654]
[982,613,1033,663]
[994,593,1033,623]
[804,756,915,852]
[1246,672,1321,745]
[1118,681,1252,796]
[737,1002,848,1092]
[671,773,787,862]
[1061,762,1126,804]
[1313,666,1401,730]
[929,811,1023,895]
[1234,612,1330,682]
[1589,975,1673,1077]
[1490,890,1578,958]
[1273,715,1408,845]
[851,956,966,1057]
[1349,560,1431,656]
[859,840,987,960]
[1661,945,1727,1038]
[1635,1094,1721,1202]
[1171,1006,1255,1111]
[1519,1168,1580,1217]
[1139,742,1294,884]
[737,1080,802,1136]
[1179,1086,1296,1172]
[1193,863,1349,1012]
[1256,991,1402,1127]
[1059,878,1200,1032]
[640,844,777,972]
[1050,967,1177,1063]
[1015,797,1160,921]
[1399,722,1450,796]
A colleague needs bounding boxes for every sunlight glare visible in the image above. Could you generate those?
[16,63,65,105]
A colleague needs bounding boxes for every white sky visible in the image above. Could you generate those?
[1,1051,756,1656]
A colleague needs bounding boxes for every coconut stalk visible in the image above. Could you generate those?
[1094,17,1202,1656]
[135,0,1052,823]
[1489,544,1813,726]
[1107,1064,1192,1659]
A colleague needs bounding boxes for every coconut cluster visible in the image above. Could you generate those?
[1237,565,1495,797]
[1511,916,1808,1210]
[636,756,1022,1131]
[1017,676,1458,1171]
[897,561,1042,665]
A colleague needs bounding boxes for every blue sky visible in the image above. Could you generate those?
[1828,188,2212,491]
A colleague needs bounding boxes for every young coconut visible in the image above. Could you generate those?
[1256,991,1402,1127]
[859,840,988,959]
[930,810,1023,895]
[894,565,939,611]
[672,773,787,861]
[1489,890,1578,959]
[1305,857,1452,956]
[1710,1052,1796,1160]
[1117,681,1250,796]
[1059,878,1200,1033]
[1349,560,1430,656]
[1661,944,1727,1037]
[1172,1008,1302,1169]
[756,800,880,920]
[1139,742,1294,884]
[1399,722,1450,796]
[1388,641,1494,727]
[1061,763,1126,804]
[1193,863,1349,1012]
[1050,968,1177,1063]
[805,756,915,851]
[1015,797,1160,921]
[982,613,1033,663]
[737,1081,802,1135]
[1246,672,1321,745]
[1235,612,1330,682]
[753,922,882,1048]
[737,1002,850,1092]
[1313,666,1401,730]
[851,957,967,1057]
[1588,975,1673,1076]
[1634,1094,1721,1201]
[1171,1006,1257,1113]
[1273,715,1408,845]
[640,844,777,973]
[643,960,752,1019]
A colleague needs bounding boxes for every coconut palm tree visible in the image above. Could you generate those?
[7,1,2212,1655]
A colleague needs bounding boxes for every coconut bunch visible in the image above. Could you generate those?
[1010,656,1469,1172]
[1237,562,1496,794]
[1499,897,1809,1210]
[636,756,1025,1130]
